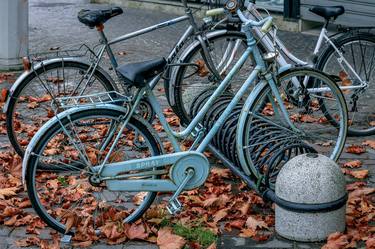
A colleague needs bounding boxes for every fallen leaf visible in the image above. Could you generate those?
[125,223,149,240]
[366,238,375,249]
[239,228,257,238]
[349,187,375,199]
[346,145,366,154]
[245,216,268,230]
[342,160,362,168]
[27,101,38,109]
[0,187,18,199]
[213,208,229,223]
[362,140,375,150]
[207,242,217,249]
[1,88,8,102]
[343,169,369,179]
[196,60,209,77]
[322,232,349,249]
[157,227,186,249]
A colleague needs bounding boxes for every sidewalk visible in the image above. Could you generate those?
[0,0,373,248]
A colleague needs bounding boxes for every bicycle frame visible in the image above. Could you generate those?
[86,21,299,191]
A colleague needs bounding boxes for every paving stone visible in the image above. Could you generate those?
[0,226,13,237]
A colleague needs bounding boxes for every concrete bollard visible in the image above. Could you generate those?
[275,153,347,242]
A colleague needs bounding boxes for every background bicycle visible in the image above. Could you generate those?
[3,0,249,159]
[166,0,375,136]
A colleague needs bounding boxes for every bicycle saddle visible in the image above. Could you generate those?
[117,58,167,88]
[78,7,123,28]
[309,6,345,20]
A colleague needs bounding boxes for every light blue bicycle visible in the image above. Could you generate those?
[22,3,347,236]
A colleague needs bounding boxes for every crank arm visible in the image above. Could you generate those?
[167,168,195,215]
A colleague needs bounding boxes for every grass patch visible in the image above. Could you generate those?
[173,223,217,248]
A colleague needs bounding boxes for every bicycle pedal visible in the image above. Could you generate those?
[166,198,182,215]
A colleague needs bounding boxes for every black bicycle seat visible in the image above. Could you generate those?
[78,7,123,28]
[309,6,345,20]
[117,58,167,88]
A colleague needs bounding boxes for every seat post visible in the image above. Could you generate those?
[96,24,118,68]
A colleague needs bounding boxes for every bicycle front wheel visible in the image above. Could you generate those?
[25,108,162,235]
[316,32,375,136]
[237,67,348,181]
[6,60,116,157]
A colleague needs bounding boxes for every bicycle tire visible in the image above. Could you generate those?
[237,67,348,179]
[315,32,375,136]
[25,108,162,235]
[170,31,250,125]
[6,60,116,158]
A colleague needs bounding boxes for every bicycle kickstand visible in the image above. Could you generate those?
[166,168,195,215]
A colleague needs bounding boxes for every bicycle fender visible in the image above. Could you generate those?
[21,104,129,185]
[3,57,117,113]
[236,80,268,178]
[168,29,232,106]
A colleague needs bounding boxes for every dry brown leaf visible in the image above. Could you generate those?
[342,160,362,168]
[196,60,209,77]
[343,169,369,179]
[213,208,229,223]
[362,140,375,150]
[366,238,375,249]
[207,242,217,249]
[125,223,149,240]
[322,232,349,249]
[64,213,76,234]
[245,216,268,230]
[349,187,375,199]
[4,215,18,226]
[0,187,18,199]
[346,145,366,154]
[157,227,186,249]
[27,101,38,109]
[16,236,40,247]
[239,228,257,238]
[0,88,8,102]
[72,240,92,248]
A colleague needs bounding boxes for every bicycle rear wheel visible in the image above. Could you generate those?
[316,32,375,136]
[6,60,116,157]
[25,108,162,235]
[237,68,348,180]
[170,31,252,125]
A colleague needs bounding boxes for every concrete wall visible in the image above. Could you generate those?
[91,0,300,31]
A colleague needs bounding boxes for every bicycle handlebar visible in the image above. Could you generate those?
[206,7,273,33]
[236,9,273,32]
[206,8,225,17]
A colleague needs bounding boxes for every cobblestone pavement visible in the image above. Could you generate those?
[0,0,374,248]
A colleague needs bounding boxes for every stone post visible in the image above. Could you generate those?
[0,0,29,71]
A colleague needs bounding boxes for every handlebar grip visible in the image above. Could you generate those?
[261,17,273,33]
[206,8,225,17]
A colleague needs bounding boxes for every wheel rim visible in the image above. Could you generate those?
[322,38,375,134]
[27,112,159,234]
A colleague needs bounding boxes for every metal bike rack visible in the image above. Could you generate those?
[190,87,317,191]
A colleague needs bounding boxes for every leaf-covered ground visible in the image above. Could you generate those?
[0,74,374,249]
